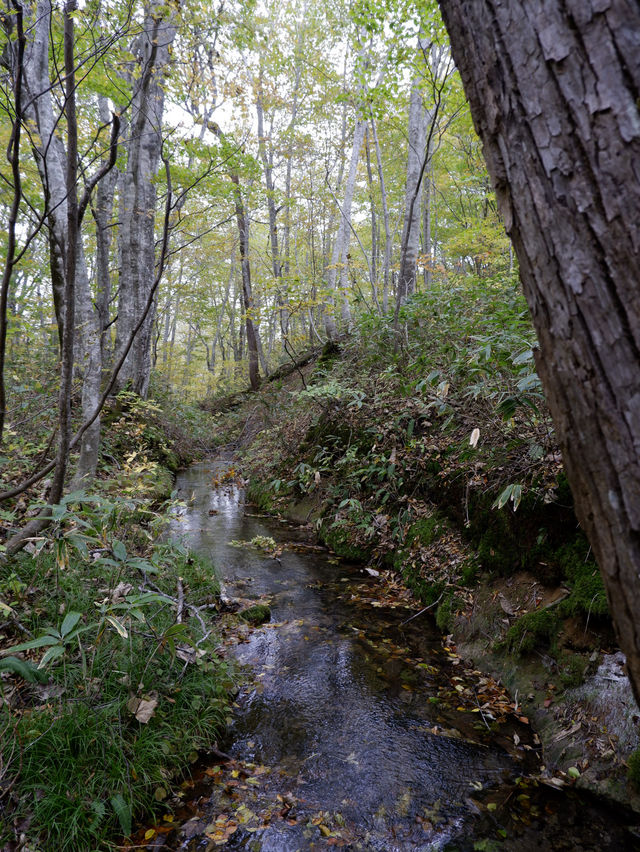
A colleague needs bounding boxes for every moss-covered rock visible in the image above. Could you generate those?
[246,477,276,511]
[557,538,609,621]
[503,608,558,656]
[405,513,447,548]
[318,521,371,562]
[239,604,271,625]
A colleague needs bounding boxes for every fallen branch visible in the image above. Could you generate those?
[398,591,445,627]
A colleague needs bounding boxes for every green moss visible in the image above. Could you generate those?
[467,495,522,576]
[460,558,479,586]
[405,513,447,548]
[628,747,640,789]
[239,604,271,625]
[503,609,558,656]
[161,448,181,473]
[318,340,342,365]
[246,477,275,511]
[318,521,371,561]
[557,652,588,690]
[556,539,609,621]
[436,594,454,632]
[476,527,520,574]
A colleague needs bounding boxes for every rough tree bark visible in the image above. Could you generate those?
[438,0,640,703]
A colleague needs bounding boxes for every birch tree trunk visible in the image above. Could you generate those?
[20,0,105,487]
[397,81,428,305]
[326,118,366,330]
[369,112,392,314]
[438,0,640,704]
[114,0,176,398]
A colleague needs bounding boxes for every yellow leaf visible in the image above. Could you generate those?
[144,829,155,839]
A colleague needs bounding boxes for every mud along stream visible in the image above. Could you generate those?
[153,458,640,851]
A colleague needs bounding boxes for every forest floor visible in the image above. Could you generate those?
[204,288,640,815]
[0,388,242,850]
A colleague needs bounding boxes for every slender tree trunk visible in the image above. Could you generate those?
[369,112,392,314]
[397,81,428,305]
[256,80,290,337]
[364,127,381,313]
[72,95,118,487]
[439,0,640,705]
[0,0,25,445]
[326,118,366,331]
[231,176,260,391]
[422,161,433,289]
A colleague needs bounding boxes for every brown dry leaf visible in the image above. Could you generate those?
[127,692,158,723]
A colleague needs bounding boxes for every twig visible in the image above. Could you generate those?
[176,576,184,624]
[472,688,492,730]
[399,591,444,626]
[137,576,210,645]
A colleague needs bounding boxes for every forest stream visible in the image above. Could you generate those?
[157,457,640,851]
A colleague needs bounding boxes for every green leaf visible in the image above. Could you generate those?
[38,644,66,669]
[112,539,127,562]
[60,611,82,638]
[494,484,514,510]
[51,503,68,520]
[66,534,90,559]
[106,615,128,639]
[512,349,534,365]
[497,396,519,420]
[4,634,61,654]
[111,794,131,836]
[127,557,157,575]
[511,483,523,511]
[516,372,542,392]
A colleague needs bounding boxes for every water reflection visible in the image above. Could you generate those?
[170,460,516,849]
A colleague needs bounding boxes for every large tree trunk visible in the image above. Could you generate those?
[114,0,175,397]
[20,0,104,488]
[438,0,640,703]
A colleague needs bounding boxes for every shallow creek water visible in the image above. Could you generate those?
[162,458,640,851]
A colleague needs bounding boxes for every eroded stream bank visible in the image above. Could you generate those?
[151,458,640,850]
